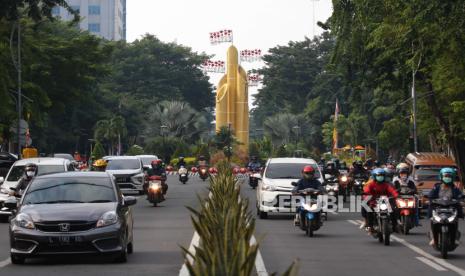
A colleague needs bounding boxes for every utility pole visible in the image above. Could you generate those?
[411,42,419,153]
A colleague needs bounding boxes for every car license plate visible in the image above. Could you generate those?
[48,236,83,244]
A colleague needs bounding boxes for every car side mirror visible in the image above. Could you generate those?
[123,196,137,206]
[291,181,298,186]
[4,197,18,209]
[0,177,4,184]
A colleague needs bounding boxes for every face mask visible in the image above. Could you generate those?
[303,173,313,180]
[442,177,453,184]
[375,176,385,182]
[400,175,408,181]
[26,171,35,177]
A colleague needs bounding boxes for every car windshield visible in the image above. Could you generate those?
[140,157,157,166]
[414,166,458,181]
[106,159,140,170]
[6,165,65,182]
[265,163,320,179]
[22,177,116,204]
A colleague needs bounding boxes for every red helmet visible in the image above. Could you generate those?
[302,165,315,174]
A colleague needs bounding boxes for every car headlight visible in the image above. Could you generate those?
[1,187,9,194]
[14,213,35,229]
[131,173,144,184]
[262,184,276,191]
[96,211,118,228]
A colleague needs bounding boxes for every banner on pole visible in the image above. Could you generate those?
[240,49,262,62]
[202,60,226,73]
[209,29,233,45]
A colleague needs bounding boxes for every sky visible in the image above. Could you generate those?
[126,0,334,107]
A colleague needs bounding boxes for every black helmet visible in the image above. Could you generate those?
[374,160,381,167]
[25,163,38,171]
[199,155,205,161]
[355,160,363,167]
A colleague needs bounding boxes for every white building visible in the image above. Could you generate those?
[52,0,126,41]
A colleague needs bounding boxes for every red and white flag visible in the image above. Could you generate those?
[209,29,233,45]
[332,99,339,151]
[240,49,262,62]
[201,59,225,73]
[247,72,262,86]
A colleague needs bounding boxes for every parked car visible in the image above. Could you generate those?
[0,158,75,219]
[0,152,18,177]
[105,156,145,195]
[136,155,159,170]
[8,171,136,264]
[405,152,462,208]
[256,158,323,219]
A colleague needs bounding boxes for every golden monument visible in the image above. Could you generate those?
[215,45,249,153]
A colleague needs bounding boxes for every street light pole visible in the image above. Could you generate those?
[161,125,168,163]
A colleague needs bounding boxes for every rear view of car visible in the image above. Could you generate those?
[8,172,136,264]
[105,156,145,194]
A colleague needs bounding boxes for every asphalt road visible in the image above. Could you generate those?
[0,175,464,276]
[0,175,209,276]
[240,182,465,276]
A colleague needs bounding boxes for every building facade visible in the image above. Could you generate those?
[52,0,126,41]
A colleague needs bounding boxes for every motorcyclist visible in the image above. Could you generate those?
[428,168,464,245]
[374,160,381,168]
[393,166,420,226]
[428,168,463,218]
[92,159,107,172]
[197,155,208,168]
[292,165,323,226]
[14,163,38,196]
[177,156,187,168]
[247,156,261,171]
[384,164,396,183]
[323,161,340,181]
[146,159,168,195]
[364,158,374,170]
[362,168,399,233]
[349,160,369,179]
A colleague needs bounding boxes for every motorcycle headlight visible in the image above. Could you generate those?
[341,176,348,182]
[448,210,458,223]
[379,203,388,211]
[96,211,118,228]
[432,210,442,223]
[334,184,339,191]
[396,199,406,208]
[131,173,144,184]
[262,184,276,191]
[14,213,35,229]
[326,186,331,191]
[407,199,415,208]
[149,182,162,191]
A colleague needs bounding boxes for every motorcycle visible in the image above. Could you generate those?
[338,174,350,202]
[178,166,188,184]
[324,174,339,204]
[352,177,365,196]
[429,197,463,259]
[396,187,417,235]
[198,166,209,181]
[248,168,261,189]
[372,196,393,246]
[292,184,322,237]
[147,175,165,207]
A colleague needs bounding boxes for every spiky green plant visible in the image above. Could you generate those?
[182,161,298,276]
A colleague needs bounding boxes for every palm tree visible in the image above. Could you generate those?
[264,113,308,146]
[94,115,127,155]
[146,100,208,142]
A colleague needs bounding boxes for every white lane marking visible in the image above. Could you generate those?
[250,235,268,276]
[329,211,339,215]
[346,219,465,275]
[0,258,10,267]
[391,235,465,276]
[347,220,359,226]
[416,256,447,271]
[179,231,200,276]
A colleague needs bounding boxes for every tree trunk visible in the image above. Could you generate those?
[425,83,465,183]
